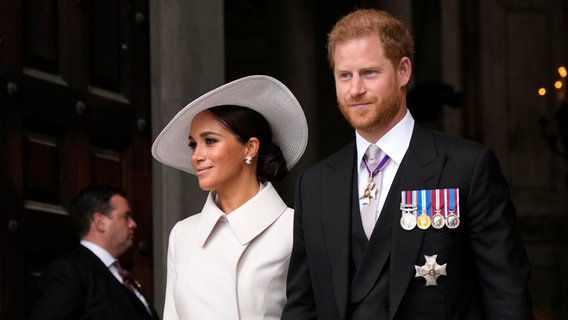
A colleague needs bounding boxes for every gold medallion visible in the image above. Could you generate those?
[416,213,431,229]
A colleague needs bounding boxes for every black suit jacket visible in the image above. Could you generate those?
[29,245,160,320]
[282,124,532,319]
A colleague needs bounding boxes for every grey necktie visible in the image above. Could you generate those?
[361,144,381,239]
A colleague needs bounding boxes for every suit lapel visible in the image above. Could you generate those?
[320,142,356,318]
[349,169,400,302]
[81,247,153,319]
[388,125,447,318]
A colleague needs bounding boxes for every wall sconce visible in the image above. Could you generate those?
[538,66,568,161]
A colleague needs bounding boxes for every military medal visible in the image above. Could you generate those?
[416,189,431,229]
[361,180,377,205]
[414,254,447,286]
[430,189,445,229]
[400,190,417,231]
[416,214,431,229]
[431,213,445,229]
[360,152,391,205]
[400,214,416,231]
[445,188,460,229]
[446,214,459,229]
[401,188,460,231]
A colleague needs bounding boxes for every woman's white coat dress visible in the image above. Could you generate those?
[163,182,293,320]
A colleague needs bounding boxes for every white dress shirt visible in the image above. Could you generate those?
[356,110,415,224]
[163,182,293,320]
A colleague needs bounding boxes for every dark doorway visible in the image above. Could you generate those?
[0,0,153,318]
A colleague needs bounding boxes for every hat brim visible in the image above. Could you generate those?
[152,75,308,175]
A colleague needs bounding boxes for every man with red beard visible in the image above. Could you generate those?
[282,8,532,320]
[29,185,160,320]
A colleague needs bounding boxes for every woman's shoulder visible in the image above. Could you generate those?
[174,212,201,228]
[169,213,203,240]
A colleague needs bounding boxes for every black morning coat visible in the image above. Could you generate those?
[29,245,160,320]
[282,123,532,320]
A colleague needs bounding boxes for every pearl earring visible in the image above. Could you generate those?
[244,156,252,165]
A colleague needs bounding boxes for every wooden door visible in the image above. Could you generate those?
[474,0,568,318]
[0,0,153,318]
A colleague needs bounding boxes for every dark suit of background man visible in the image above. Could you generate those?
[29,185,160,320]
[282,8,532,320]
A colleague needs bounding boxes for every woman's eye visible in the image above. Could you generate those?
[188,141,196,150]
[205,138,217,145]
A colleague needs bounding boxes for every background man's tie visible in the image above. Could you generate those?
[114,261,135,292]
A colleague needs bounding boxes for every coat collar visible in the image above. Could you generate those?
[196,182,288,247]
[80,240,115,267]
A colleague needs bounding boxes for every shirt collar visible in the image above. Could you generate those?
[196,182,288,247]
[80,240,116,267]
[356,110,415,166]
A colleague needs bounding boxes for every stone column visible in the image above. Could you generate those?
[149,0,224,313]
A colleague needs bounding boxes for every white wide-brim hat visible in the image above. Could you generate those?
[151,75,309,175]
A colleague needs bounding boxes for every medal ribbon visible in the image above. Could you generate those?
[401,190,417,211]
[443,189,449,218]
[418,189,431,216]
[446,188,460,217]
[363,154,391,179]
[449,188,454,213]
[454,188,460,217]
[431,189,443,213]
[413,190,417,211]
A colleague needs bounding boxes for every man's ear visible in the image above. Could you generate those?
[398,56,412,87]
[93,212,107,233]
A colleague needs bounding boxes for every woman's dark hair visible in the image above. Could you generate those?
[71,185,127,238]
[208,105,287,182]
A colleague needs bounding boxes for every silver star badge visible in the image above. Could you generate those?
[414,254,447,286]
[361,182,378,205]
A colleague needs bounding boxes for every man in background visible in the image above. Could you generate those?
[29,185,160,320]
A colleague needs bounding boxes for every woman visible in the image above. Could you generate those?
[152,75,308,319]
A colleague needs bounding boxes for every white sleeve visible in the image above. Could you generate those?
[162,222,179,320]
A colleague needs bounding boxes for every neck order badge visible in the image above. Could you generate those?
[361,145,390,205]
[360,145,391,238]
